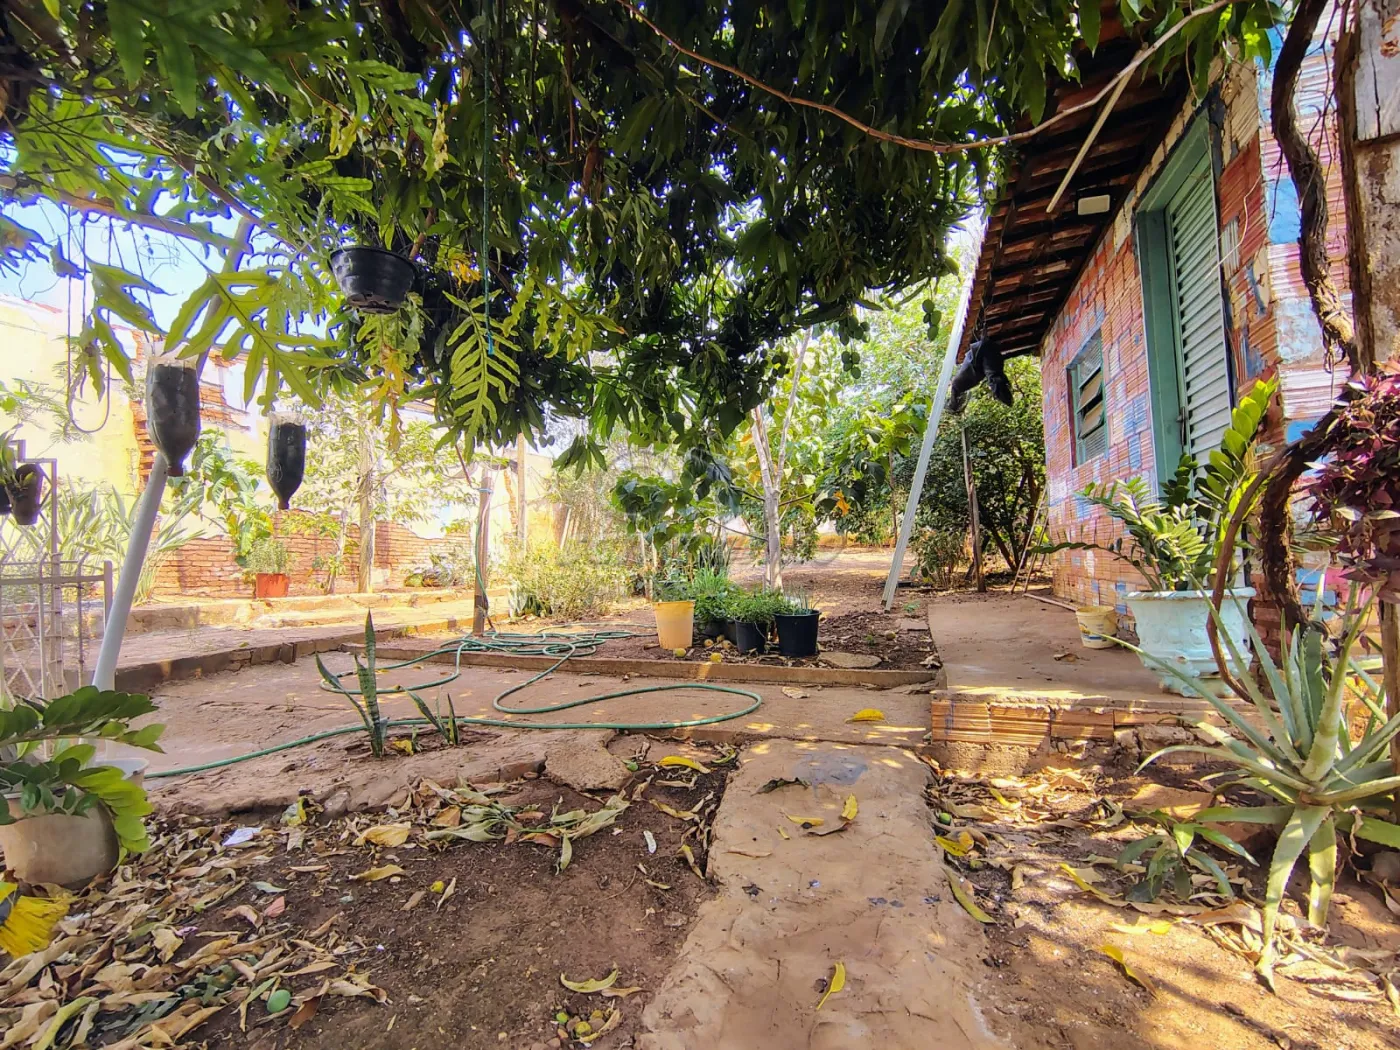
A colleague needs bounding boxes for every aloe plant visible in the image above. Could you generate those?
[316,613,387,757]
[1137,590,1400,985]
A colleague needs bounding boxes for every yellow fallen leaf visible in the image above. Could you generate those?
[601,985,642,998]
[816,961,846,1010]
[680,843,704,879]
[659,756,710,774]
[777,825,791,840]
[350,864,405,882]
[560,968,619,993]
[841,795,858,822]
[1098,945,1157,996]
[946,868,995,923]
[431,807,462,828]
[1109,920,1174,936]
[847,708,885,723]
[1059,863,1119,904]
[649,800,697,821]
[936,831,975,857]
[391,739,414,755]
[359,823,412,847]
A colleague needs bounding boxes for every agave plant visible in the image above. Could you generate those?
[1137,591,1400,985]
[315,613,387,757]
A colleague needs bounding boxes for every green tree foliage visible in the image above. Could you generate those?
[1,0,1281,460]
[901,356,1046,569]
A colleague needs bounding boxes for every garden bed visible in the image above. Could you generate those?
[3,741,733,1050]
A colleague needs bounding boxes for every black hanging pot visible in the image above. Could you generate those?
[266,417,307,510]
[329,247,417,314]
[732,620,767,655]
[146,359,201,477]
[7,464,44,527]
[775,610,820,658]
[0,485,10,516]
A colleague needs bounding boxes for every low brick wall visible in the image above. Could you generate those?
[153,513,466,599]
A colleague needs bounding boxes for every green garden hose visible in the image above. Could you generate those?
[147,625,760,779]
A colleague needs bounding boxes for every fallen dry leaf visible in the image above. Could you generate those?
[847,708,885,723]
[947,868,995,923]
[781,687,809,699]
[1098,944,1157,996]
[263,896,286,919]
[659,755,710,774]
[359,823,412,847]
[561,969,619,993]
[350,865,406,882]
[401,891,426,912]
[288,995,322,1030]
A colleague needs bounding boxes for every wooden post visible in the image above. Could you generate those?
[961,424,985,593]
[473,465,495,635]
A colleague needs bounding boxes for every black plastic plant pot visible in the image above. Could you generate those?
[7,464,44,527]
[266,420,307,510]
[775,611,821,658]
[698,619,728,642]
[732,620,767,655]
[329,247,417,314]
[147,361,201,477]
[723,618,738,644]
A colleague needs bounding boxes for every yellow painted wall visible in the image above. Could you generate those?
[0,296,141,495]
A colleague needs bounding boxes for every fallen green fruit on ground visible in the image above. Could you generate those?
[267,989,292,1013]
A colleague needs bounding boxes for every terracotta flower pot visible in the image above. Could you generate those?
[254,573,290,598]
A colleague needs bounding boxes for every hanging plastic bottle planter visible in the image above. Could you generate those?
[266,412,307,510]
[329,247,417,314]
[146,355,201,477]
[6,464,44,527]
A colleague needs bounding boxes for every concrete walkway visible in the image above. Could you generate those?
[640,739,1001,1050]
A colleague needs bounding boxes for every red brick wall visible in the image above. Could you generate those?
[152,511,467,598]
[1042,47,1349,619]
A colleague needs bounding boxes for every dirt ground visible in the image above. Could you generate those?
[930,758,1400,1050]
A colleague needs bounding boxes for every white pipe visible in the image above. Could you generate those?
[92,453,168,690]
[882,218,987,610]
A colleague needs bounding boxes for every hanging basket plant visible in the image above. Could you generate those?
[329,247,417,314]
[265,413,307,510]
[145,357,201,477]
[6,463,45,527]
[0,483,10,517]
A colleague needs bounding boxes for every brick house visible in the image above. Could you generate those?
[954,14,1347,626]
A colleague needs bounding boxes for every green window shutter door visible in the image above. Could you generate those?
[1165,167,1231,459]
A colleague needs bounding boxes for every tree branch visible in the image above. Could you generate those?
[615,0,1233,156]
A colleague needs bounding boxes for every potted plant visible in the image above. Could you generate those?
[0,428,44,527]
[652,577,694,651]
[265,412,307,510]
[0,686,164,886]
[690,567,732,641]
[775,588,820,657]
[727,589,788,655]
[146,355,201,477]
[329,246,417,314]
[1039,379,1275,696]
[248,535,292,598]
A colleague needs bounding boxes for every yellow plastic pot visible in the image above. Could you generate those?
[653,600,695,650]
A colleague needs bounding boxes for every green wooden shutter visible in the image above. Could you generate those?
[1165,168,1231,460]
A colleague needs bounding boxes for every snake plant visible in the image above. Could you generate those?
[1138,590,1400,986]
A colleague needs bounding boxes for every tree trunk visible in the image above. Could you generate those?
[983,520,1016,574]
[750,406,783,590]
[356,437,375,594]
[961,425,985,593]
[516,434,529,550]
[328,506,349,594]
[473,465,494,635]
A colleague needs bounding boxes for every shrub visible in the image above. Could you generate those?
[690,566,733,624]
[913,527,963,589]
[502,541,632,619]
[727,588,794,627]
[245,536,290,574]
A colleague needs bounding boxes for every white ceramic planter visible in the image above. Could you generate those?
[0,758,148,886]
[1125,588,1254,697]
